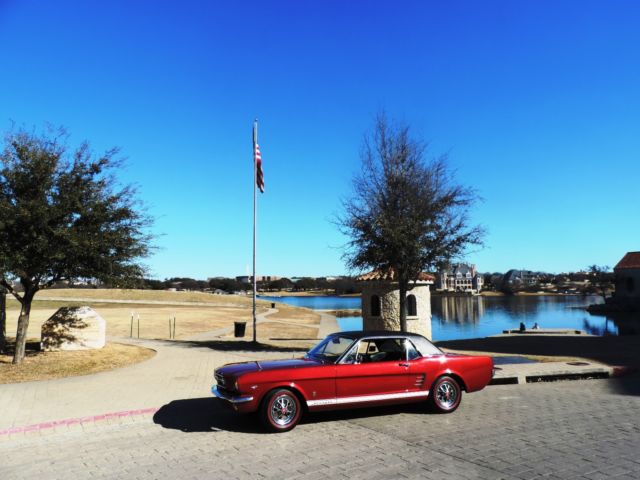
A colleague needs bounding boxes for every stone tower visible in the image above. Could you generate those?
[357,269,434,339]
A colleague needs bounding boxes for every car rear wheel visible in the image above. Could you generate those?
[261,389,302,432]
[429,375,462,413]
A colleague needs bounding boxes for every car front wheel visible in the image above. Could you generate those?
[261,389,302,432]
[429,375,462,413]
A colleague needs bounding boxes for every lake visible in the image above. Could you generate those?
[259,294,633,341]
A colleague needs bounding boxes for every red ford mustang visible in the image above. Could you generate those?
[212,331,494,432]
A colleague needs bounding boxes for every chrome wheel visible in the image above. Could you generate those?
[261,389,302,432]
[270,393,297,426]
[436,380,458,409]
[429,375,462,413]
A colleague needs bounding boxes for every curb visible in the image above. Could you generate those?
[0,407,159,439]
[490,365,636,386]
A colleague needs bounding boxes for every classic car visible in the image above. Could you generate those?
[212,331,494,432]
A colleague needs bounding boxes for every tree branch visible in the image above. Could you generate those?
[0,277,23,304]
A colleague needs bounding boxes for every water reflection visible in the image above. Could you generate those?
[432,296,484,324]
[265,294,638,341]
[584,312,640,336]
[430,295,617,341]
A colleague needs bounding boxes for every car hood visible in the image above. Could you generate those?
[217,357,323,377]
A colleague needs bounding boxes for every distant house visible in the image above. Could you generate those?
[613,252,640,305]
[501,269,541,292]
[437,263,483,293]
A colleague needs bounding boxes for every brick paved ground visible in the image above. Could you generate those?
[2,375,639,480]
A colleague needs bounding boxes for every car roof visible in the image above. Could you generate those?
[330,330,428,340]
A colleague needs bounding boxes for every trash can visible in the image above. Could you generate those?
[234,321,246,338]
[271,302,276,308]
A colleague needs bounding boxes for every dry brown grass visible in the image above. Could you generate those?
[247,322,318,340]
[267,305,321,324]
[4,289,319,341]
[5,302,272,340]
[0,342,156,384]
[31,288,263,305]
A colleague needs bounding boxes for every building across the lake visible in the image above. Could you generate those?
[501,269,542,292]
[588,251,640,314]
[235,275,281,283]
[437,263,483,293]
[357,268,434,339]
[613,252,640,306]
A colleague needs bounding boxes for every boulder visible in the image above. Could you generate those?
[41,306,106,351]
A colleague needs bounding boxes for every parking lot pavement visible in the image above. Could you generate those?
[2,374,640,480]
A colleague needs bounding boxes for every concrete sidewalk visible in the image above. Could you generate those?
[1,328,634,440]
[0,336,307,435]
[492,359,626,384]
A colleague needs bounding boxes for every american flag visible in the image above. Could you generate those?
[255,143,264,193]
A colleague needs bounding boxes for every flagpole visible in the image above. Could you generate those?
[252,119,258,343]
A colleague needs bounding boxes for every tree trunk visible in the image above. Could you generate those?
[399,280,407,332]
[12,288,35,364]
[0,288,6,354]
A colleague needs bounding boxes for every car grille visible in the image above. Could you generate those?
[215,372,226,387]
[217,385,235,397]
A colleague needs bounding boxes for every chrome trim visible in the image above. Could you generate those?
[211,386,254,404]
[306,390,429,407]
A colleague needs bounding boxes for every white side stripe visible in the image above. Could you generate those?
[307,390,429,407]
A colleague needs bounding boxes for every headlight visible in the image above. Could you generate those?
[234,380,239,390]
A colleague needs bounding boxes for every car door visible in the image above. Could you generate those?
[334,337,413,406]
[405,338,432,394]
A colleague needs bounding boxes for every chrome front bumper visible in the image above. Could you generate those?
[211,386,254,404]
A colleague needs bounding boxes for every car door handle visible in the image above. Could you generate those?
[399,363,409,367]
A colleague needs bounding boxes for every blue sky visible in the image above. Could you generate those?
[1,1,639,279]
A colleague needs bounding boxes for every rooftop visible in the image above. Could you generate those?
[356,268,435,283]
[614,251,640,270]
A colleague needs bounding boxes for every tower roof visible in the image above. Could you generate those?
[614,252,640,270]
[356,268,434,283]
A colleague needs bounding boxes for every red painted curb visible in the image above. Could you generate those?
[0,407,159,437]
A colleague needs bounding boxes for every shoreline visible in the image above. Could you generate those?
[262,290,593,298]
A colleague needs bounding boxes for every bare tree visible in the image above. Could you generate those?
[338,115,484,331]
[587,265,613,301]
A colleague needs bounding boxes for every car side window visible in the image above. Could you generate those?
[343,341,375,364]
[364,338,405,363]
[405,339,421,360]
[342,337,424,364]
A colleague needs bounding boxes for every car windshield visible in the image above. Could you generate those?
[306,335,355,363]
